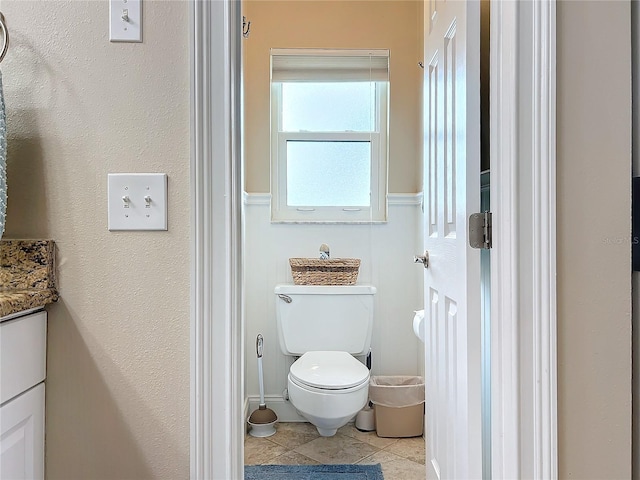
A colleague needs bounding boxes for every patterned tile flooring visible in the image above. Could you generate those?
[245,422,426,479]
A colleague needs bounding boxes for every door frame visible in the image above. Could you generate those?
[489,1,557,478]
[189,1,557,478]
[189,1,244,478]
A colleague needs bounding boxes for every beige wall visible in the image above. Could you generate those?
[557,1,632,478]
[242,0,423,193]
[2,1,190,478]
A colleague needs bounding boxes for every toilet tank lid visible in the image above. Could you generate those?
[275,284,376,295]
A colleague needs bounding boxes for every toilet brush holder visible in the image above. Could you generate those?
[248,334,278,437]
[355,405,375,432]
[248,418,277,437]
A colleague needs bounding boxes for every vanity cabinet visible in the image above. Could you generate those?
[0,309,47,480]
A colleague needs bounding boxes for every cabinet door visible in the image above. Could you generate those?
[0,383,45,480]
[0,310,47,404]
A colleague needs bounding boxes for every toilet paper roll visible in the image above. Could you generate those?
[355,406,375,432]
[413,310,425,343]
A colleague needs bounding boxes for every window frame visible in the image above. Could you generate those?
[270,50,389,224]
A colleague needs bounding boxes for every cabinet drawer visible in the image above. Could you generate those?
[0,311,47,404]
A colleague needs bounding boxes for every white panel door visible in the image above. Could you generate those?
[422,0,482,479]
[0,383,45,480]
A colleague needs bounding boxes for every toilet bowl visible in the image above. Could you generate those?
[287,351,370,436]
[275,284,376,437]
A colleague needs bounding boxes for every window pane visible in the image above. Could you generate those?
[286,141,371,207]
[282,83,376,132]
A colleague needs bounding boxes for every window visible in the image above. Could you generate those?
[270,49,389,223]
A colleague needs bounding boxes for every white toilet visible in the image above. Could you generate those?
[274,284,376,436]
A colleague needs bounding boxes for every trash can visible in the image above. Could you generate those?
[369,376,425,438]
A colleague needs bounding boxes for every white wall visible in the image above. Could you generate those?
[243,194,424,420]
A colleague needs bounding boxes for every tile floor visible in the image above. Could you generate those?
[245,422,426,479]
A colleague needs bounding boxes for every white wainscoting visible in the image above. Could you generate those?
[243,193,425,421]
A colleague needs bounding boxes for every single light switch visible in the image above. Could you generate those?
[108,173,167,231]
[109,0,142,43]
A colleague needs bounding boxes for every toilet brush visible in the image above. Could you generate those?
[248,334,277,437]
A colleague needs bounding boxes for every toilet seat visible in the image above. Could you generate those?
[290,351,370,391]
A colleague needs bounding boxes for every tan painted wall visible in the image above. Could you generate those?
[557,1,632,478]
[242,0,423,193]
[2,1,190,478]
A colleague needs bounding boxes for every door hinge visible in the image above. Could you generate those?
[469,211,492,249]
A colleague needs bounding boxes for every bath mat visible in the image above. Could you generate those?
[244,463,384,479]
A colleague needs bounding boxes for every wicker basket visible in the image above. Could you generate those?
[289,258,361,286]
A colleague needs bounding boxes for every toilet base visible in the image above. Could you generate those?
[294,408,354,437]
[287,374,369,438]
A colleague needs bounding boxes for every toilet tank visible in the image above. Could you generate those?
[274,284,376,356]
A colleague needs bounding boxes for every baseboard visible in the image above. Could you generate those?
[243,397,250,438]
[246,395,307,423]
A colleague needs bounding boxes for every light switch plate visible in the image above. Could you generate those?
[109,0,142,43]
[108,173,167,231]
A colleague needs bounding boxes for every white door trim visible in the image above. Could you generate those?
[190,0,557,478]
[489,1,520,476]
[189,0,244,479]
[528,2,558,477]
[490,1,557,478]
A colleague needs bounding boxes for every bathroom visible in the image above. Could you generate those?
[242,0,428,473]
[240,0,499,476]
[0,0,633,479]
[239,0,500,470]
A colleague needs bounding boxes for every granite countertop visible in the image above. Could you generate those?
[0,240,58,318]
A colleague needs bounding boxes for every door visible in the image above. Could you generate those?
[0,383,45,480]
[422,0,482,478]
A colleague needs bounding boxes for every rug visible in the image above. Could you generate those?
[244,463,384,479]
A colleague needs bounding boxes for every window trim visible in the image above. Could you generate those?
[270,65,389,224]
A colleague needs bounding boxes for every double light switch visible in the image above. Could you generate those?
[108,173,167,231]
